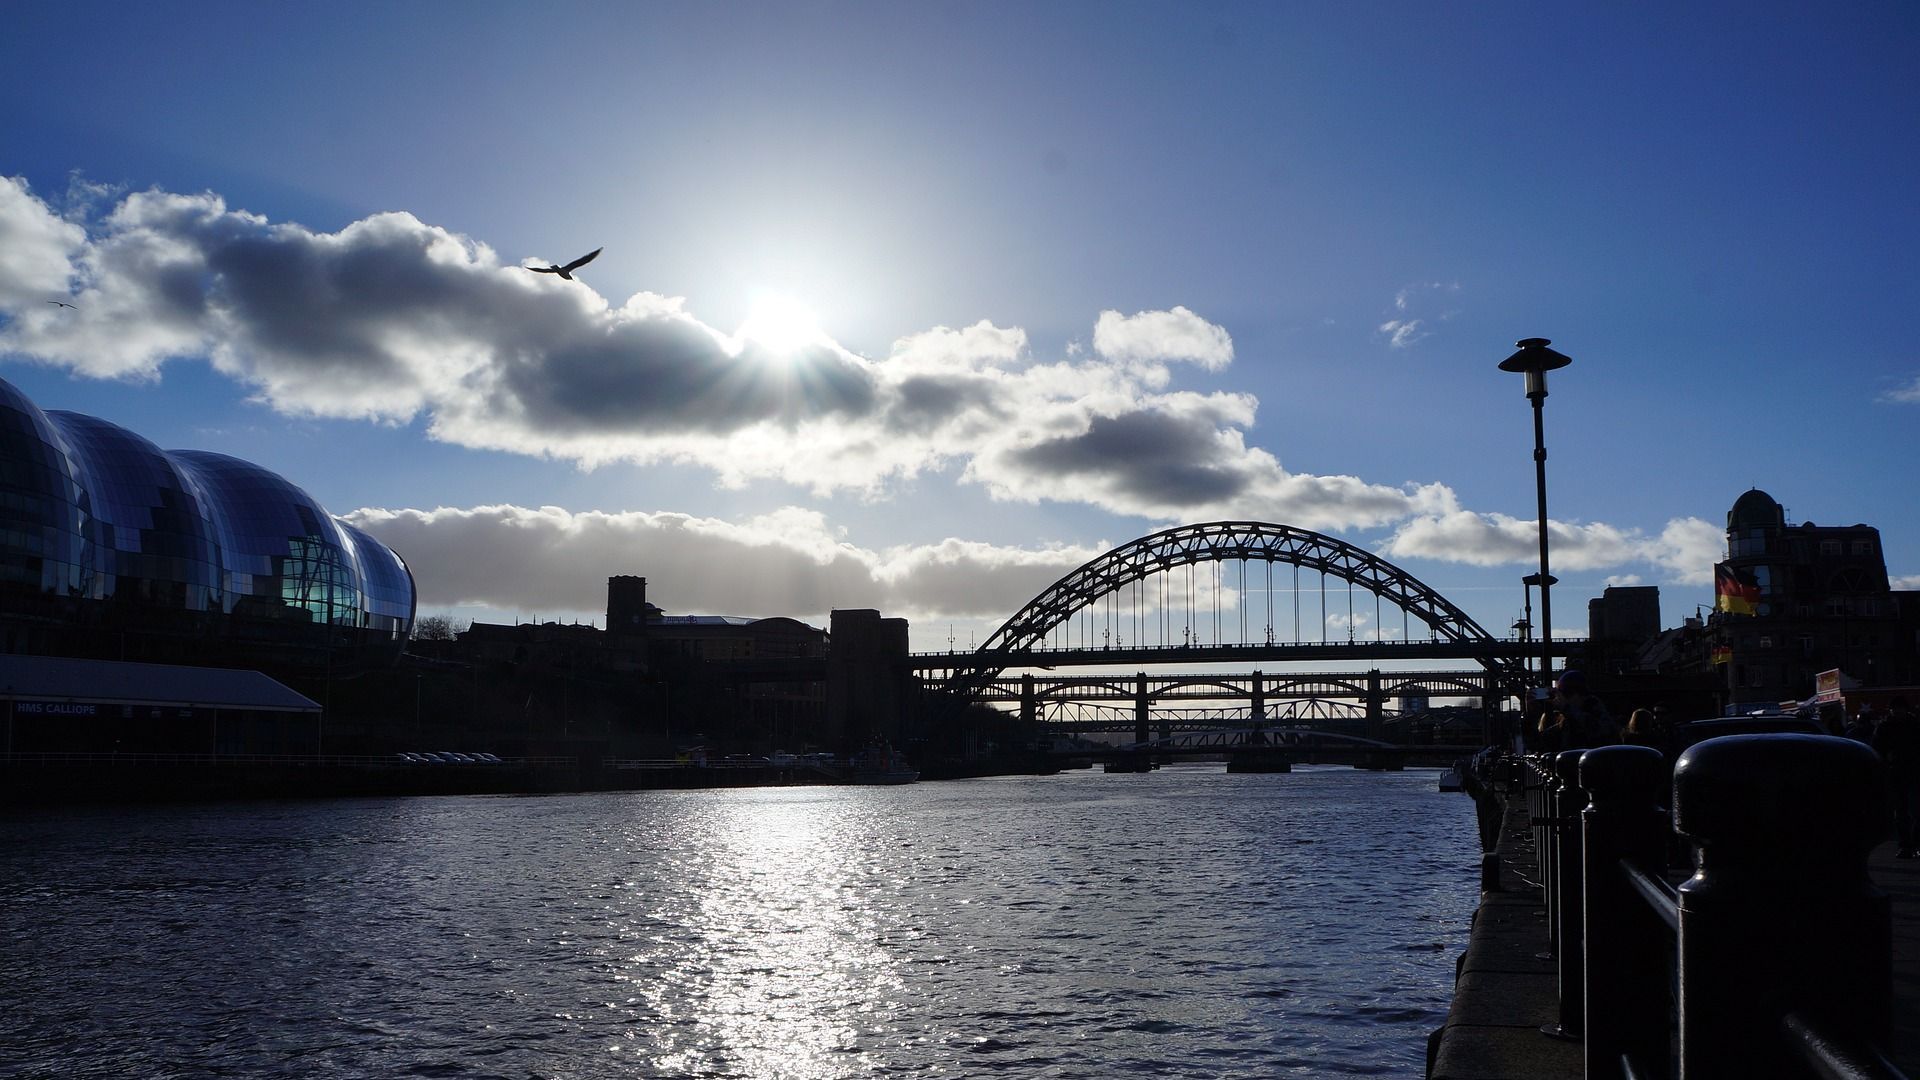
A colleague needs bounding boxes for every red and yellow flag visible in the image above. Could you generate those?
[1714,563,1759,616]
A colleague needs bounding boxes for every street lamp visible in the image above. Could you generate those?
[1521,572,1557,684]
[1500,338,1572,691]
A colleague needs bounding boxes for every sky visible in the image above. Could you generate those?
[2,2,1917,654]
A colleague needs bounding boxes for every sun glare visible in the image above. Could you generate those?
[735,294,825,356]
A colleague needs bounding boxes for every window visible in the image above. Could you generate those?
[1853,540,1873,556]
[1758,635,1773,649]
[1821,540,1842,556]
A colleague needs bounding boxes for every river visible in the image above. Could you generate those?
[0,764,1477,1078]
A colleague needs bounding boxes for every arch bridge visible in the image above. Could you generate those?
[927,521,1533,743]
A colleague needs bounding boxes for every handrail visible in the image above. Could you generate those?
[1618,859,1678,933]
[1514,737,1907,1080]
[1782,1011,1910,1080]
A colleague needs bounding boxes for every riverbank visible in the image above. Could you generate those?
[1426,777,1578,1080]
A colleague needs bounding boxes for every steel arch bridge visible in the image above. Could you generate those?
[935,520,1524,708]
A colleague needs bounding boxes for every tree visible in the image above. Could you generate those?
[412,613,462,641]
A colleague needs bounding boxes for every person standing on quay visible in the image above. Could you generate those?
[1622,707,1670,754]
[1871,698,1920,859]
[1535,670,1617,751]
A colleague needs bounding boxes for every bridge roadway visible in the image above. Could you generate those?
[970,668,1498,704]
[684,638,1583,684]
[907,637,1583,672]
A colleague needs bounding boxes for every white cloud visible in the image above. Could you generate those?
[1378,318,1426,349]
[1879,376,1920,405]
[1380,511,1718,580]
[0,181,1466,529]
[1891,574,1920,590]
[1092,305,1233,370]
[0,180,1715,583]
[0,176,86,313]
[1644,516,1724,586]
[1380,282,1459,348]
[1603,574,1643,587]
[345,503,1099,623]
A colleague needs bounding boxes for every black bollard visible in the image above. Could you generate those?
[1580,745,1669,1076]
[1674,734,1890,1078]
[1547,749,1586,1039]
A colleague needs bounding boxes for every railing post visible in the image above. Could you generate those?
[1581,745,1670,1077]
[1548,749,1586,1039]
[1529,756,1560,960]
[1673,734,1890,1079]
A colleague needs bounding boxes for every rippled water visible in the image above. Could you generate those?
[0,764,1477,1078]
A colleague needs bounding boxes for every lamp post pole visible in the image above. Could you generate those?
[1500,338,1573,691]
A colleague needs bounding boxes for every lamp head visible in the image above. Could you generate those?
[1500,337,1573,398]
[1522,572,1559,588]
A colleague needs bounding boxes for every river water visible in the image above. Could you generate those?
[0,764,1478,1078]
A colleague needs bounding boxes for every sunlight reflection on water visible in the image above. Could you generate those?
[0,765,1477,1079]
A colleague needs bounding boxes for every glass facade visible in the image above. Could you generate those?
[0,379,93,598]
[0,375,414,640]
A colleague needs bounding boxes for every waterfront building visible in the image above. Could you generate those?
[1712,489,1920,708]
[0,374,415,667]
[454,576,837,750]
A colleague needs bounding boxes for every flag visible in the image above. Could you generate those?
[1710,644,1732,665]
[1714,563,1759,616]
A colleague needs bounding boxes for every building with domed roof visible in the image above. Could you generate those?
[1713,488,1919,708]
[0,374,414,667]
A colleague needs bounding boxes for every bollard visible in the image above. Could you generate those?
[1674,734,1890,1079]
[1547,749,1586,1039]
[1580,745,1669,1077]
[1539,756,1565,959]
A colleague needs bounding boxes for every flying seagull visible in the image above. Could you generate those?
[46,299,77,309]
[524,247,602,281]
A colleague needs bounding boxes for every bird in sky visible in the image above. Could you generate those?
[523,247,602,281]
[46,299,77,309]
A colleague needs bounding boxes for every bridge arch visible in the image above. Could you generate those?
[941,520,1515,703]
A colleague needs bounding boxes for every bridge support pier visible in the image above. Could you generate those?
[1365,669,1386,742]
[1020,674,1036,731]
[1133,672,1151,746]
[1250,670,1265,726]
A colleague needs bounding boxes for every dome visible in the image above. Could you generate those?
[170,450,368,628]
[46,411,225,611]
[1728,488,1784,532]
[0,373,414,643]
[339,519,416,635]
[0,378,94,597]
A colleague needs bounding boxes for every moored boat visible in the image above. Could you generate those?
[851,746,919,784]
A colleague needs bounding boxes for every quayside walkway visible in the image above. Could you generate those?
[1431,736,1920,1080]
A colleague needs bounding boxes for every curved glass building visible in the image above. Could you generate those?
[0,374,414,652]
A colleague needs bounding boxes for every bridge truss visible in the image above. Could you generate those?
[933,520,1526,712]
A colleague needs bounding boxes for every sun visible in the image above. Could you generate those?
[735,294,825,356]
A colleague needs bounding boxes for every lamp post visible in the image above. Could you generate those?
[1521,572,1557,685]
[1500,338,1572,691]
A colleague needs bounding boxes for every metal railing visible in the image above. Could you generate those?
[1523,735,1905,1079]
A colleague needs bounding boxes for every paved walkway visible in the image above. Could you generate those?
[1870,839,1920,1075]
[1430,789,1920,1079]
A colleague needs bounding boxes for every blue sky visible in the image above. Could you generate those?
[3,2,1917,652]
